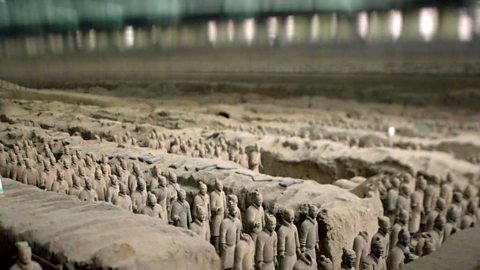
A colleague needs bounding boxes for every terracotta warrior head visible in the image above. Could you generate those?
[110,175,118,186]
[214,178,223,192]
[282,208,295,224]
[265,214,276,233]
[15,241,32,265]
[251,190,263,207]
[378,216,391,234]
[199,182,207,195]
[85,179,93,190]
[308,204,318,220]
[341,248,356,269]
[195,206,206,222]
[147,192,157,207]
[177,189,186,202]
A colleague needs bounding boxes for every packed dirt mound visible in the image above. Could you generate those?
[0,179,220,270]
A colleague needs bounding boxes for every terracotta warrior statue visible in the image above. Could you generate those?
[340,248,356,270]
[372,216,391,258]
[51,169,69,194]
[69,174,83,197]
[395,184,411,217]
[92,168,107,201]
[211,178,227,252]
[440,174,453,206]
[255,214,278,270]
[40,159,56,191]
[113,183,133,212]
[0,143,8,177]
[220,204,242,269]
[142,192,164,219]
[246,190,265,242]
[444,207,459,241]
[79,178,98,202]
[360,238,386,270]
[117,158,130,184]
[277,208,301,270]
[386,229,410,270]
[410,178,426,234]
[153,175,169,223]
[227,194,242,221]
[353,231,369,270]
[132,177,148,213]
[22,158,40,187]
[318,255,333,270]
[385,178,400,222]
[190,205,210,241]
[13,156,26,183]
[299,204,319,268]
[249,144,262,172]
[60,158,74,188]
[424,198,446,232]
[234,233,254,270]
[390,209,409,251]
[238,147,249,169]
[9,242,42,270]
[106,175,120,203]
[166,171,180,214]
[193,181,211,239]
[6,152,17,180]
[128,163,143,195]
[170,189,192,228]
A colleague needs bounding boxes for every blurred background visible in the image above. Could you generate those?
[0,0,479,90]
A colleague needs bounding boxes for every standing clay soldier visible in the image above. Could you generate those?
[128,163,143,195]
[9,242,42,270]
[228,194,242,221]
[386,229,410,270]
[255,214,278,270]
[191,206,210,241]
[353,231,369,270]
[361,238,386,270]
[6,152,17,180]
[70,154,80,175]
[372,216,391,258]
[238,147,249,169]
[440,174,453,206]
[424,177,440,210]
[147,165,161,190]
[132,177,148,213]
[106,175,120,203]
[424,198,446,232]
[153,175,169,222]
[410,178,426,233]
[142,192,163,219]
[396,184,411,216]
[460,201,477,229]
[84,156,96,180]
[390,209,409,251]
[117,158,130,184]
[234,233,254,270]
[211,179,227,251]
[69,174,83,197]
[277,208,301,270]
[171,189,192,228]
[430,216,445,250]
[13,157,26,182]
[113,183,133,212]
[249,144,262,172]
[22,158,40,186]
[60,159,74,187]
[443,207,459,241]
[193,181,211,232]
[385,178,400,222]
[340,248,356,270]
[79,179,98,202]
[51,170,69,194]
[93,168,107,201]
[41,159,56,191]
[299,204,319,267]
[220,204,243,269]
[246,190,265,242]
[166,171,180,213]
[75,150,86,168]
